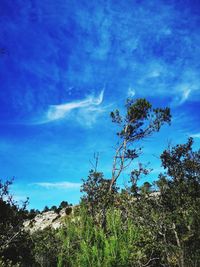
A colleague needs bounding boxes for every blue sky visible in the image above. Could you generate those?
[0,0,200,209]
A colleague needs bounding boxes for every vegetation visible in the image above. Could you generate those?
[0,179,34,266]
[0,98,199,267]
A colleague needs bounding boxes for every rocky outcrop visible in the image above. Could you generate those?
[24,207,73,233]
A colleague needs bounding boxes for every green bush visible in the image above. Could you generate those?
[57,206,159,267]
[32,227,61,267]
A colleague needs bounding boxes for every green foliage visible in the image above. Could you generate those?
[42,201,72,214]
[26,208,40,220]
[81,170,118,228]
[59,201,69,209]
[0,179,34,266]
[154,138,200,267]
[110,98,171,190]
[32,228,61,267]
[121,138,200,267]
[111,98,171,140]
[43,206,50,212]
[0,257,20,267]
[58,205,159,267]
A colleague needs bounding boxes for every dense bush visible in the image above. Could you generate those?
[0,179,35,266]
[57,206,161,267]
[32,228,61,267]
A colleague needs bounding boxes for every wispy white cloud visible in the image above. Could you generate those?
[76,102,111,127]
[130,59,200,107]
[47,90,104,121]
[181,88,191,103]
[171,85,192,106]
[190,133,200,139]
[33,181,81,190]
[34,90,105,125]
[175,86,192,105]
[127,87,136,97]
[171,70,200,106]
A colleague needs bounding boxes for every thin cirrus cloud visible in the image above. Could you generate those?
[181,88,191,103]
[171,70,200,106]
[34,90,105,125]
[171,86,192,107]
[33,181,82,190]
[127,87,136,97]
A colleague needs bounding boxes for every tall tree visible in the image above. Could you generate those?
[82,98,171,229]
[110,98,171,190]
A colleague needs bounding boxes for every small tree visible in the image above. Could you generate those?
[110,98,171,190]
[0,179,34,265]
[43,206,50,212]
[59,201,69,209]
[81,170,118,228]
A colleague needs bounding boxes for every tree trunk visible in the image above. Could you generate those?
[172,223,185,267]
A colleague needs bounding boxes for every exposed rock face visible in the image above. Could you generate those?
[24,207,73,233]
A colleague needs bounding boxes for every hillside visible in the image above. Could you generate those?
[24,206,75,233]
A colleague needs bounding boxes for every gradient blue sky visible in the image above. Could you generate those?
[0,0,200,209]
